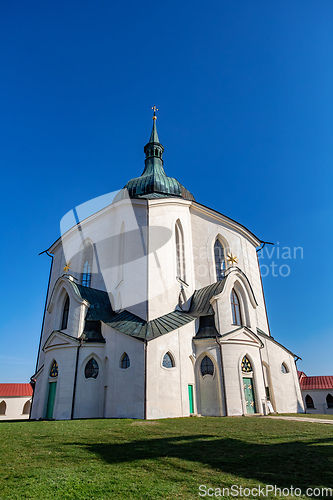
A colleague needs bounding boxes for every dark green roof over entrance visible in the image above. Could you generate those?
[123,115,195,201]
[71,280,227,341]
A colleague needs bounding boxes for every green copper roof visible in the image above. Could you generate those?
[71,279,229,341]
[189,279,227,316]
[123,116,195,201]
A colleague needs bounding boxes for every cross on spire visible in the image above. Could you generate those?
[151,105,158,120]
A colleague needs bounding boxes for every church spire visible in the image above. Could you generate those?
[144,106,163,162]
[121,107,195,201]
[149,105,160,143]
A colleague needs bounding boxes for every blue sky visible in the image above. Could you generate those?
[1,0,332,382]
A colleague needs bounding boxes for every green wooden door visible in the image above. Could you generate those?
[188,385,194,414]
[243,378,256,414]
[46,381,57,419]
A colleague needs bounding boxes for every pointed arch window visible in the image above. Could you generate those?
[0,401,6,415]
[305,394,315,409]
[50,360,58,378]
[120,353,130,369]
[241,356,253,373]
[85,358,99,379]
[201,356,214,376]
[175,220,185,281]
[81,243,93,287]
[326,394,333,409]
[61,295,69,330]
[231,288,242,325]
[162,352,175,368]
[214,239,226,281]
[22,400,31,415]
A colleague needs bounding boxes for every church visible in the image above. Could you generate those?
[30,111,304,420]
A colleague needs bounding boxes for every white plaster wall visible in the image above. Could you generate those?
[35,199,148,383]
[52,199,148,319]
[190,204,269,335]
[31,346,78,420]
[147,199,194,321]
[73,345,106,419]
[36,278,88,375]
[259,335,304,413]
[101,325,145,419]
[146,323,196,419]
[301,389,333,415]
[0,397,31,420]
[193,340,224,416]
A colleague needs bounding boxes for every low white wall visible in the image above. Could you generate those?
[0,397,31,420]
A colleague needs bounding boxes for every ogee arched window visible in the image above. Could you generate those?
[201,356,214,376]
[120,353,130,369]
[85,358,99,379]
[162,352,175,368]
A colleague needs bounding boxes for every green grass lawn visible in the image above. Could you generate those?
[0,417,332,500]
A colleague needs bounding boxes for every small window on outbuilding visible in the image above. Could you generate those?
[61,295,70,330]
[162,352,175,369]
[305,394,315,409]
[85,358,99,379]
[120,353,130,369]
[22,400,31,415]
[326,394,333,409]
[0,400,6,415]
[201,356,214,376]
[281,362,289,374]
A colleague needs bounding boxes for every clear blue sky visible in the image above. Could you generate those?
[1,0,332,382]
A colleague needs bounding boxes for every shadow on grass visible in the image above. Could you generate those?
[66,434,333,489]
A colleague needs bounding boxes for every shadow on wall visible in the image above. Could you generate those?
[64,434,333,490]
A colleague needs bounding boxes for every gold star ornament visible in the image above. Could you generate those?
[63,261,71,273]
[227,253,238,265]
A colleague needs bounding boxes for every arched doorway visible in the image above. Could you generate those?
[46,360,58,419]
[241,355,256,414]
[196,354,222,416]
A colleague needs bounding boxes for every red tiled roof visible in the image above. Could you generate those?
[299,376,333,391]
[0,383,33,397]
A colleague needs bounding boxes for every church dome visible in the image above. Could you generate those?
[123,110,195,201]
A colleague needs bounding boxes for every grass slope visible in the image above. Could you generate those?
[0,417,332,499]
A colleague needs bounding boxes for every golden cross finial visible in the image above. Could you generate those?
[227,253,238,266]
[151,105,158,120]
[63,261,71,273]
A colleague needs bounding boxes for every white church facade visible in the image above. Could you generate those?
[30,113,304,420]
